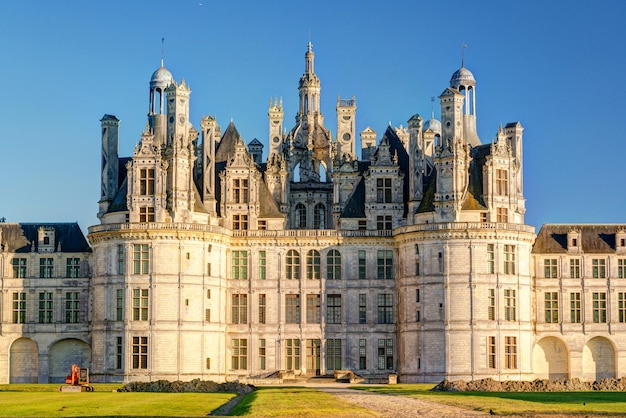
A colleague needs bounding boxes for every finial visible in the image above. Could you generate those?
[461,42,467,67]
[161,37,165,67]
[430,96,435,119]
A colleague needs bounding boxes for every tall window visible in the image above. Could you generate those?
[231,339,248,370]
[306,250,320,280]
[504,336,517,369]
[503,245,515,275]
[132,289,149,321]
[296,203,307,229]
[570,259,580,279]
[139,168,155,195]
[306,294,320,324]
[66,258,80,278]
[133,244,149,274]
[117,244,125,274]
[358,250,366,279]
[619,259,626,279]
[593,292,607,323]
[258,294,266,324]
[504,289,516,321]
[377,250,393,279]
[359,294,367,324]
[376,215,392,231]
[487,336,496,369]
[116,337,123,369]
[139,206,155,222]
[488,289,496,320]
[259,339,266,370]
[285,339,300,370]
[496,169,508,196]
[544,259,558,278]
[259,251,266,280]
[233,179,249,203]
[132,336,148,369]
[66,292,80,323]
[326,338,342,371]
[359,339,367,370]
[377,339,393,370]
[376,178,392,203]
[231,294,248,324]
[326,250,341,280]
[285,250,300,280]
[314,203,326,229]
[231,250,248,279]
[233,214,248,230]
[327,294,342,324]
[592,259,606,278]
[497,207,508,223]
[570,292,581,323]
[39,258,54,278]
[12,292,26,323]
[377,294,393,324]
[38,292,53,323]
[285,294,300,324]
[619,293,626,323]
[486,244,495,274]
[116,289,124,321]
[545,292,558,323]
[12,258,27,278]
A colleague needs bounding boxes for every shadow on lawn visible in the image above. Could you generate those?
[226,390,257,416]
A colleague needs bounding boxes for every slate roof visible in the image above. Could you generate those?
[0,223,91,253]
[462,144,488,210]
[215,121,240,164]
[341,178,366,218]
[533,224,626,254]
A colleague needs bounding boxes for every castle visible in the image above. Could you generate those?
[1,44,624,384]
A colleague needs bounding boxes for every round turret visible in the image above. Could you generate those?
[150,65,174,87]
[423,117,442,136]
[450,66,476,89]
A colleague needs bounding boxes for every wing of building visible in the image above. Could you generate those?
[0,45,623,384]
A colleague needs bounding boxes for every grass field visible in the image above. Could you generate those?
[0,385,234,417]
[355,384,626,416]
[2,383,626,416]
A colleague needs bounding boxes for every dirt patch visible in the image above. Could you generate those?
[432,377,626,392]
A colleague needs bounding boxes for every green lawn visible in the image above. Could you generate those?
[0,385,234,417]
[228,387,379,417]
[354,384,626,416]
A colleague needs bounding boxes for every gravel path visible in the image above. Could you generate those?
[316,386,487,418]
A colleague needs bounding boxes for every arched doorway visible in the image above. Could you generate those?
[532,337,569,379]
[583,337,615,381]
[10,338,38,383]
[49,339,91,383]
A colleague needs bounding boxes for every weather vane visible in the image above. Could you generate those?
[161,37,165,67]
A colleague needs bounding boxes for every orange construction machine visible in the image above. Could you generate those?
[60,364,93,392]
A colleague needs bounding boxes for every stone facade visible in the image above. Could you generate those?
[0,44,623,384]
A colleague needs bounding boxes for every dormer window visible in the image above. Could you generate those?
[616,230,626,252]
[496,169,508,196]
[567,229,581,252]
[140,169,155,195]
[376,178,392,203]
[233,179,249,203]
[38,227,55,253]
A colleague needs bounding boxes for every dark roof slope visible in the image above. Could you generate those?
[215,121,241,163]
[0,223,91,253]
[341,178,366,218]
[533,224,626,254]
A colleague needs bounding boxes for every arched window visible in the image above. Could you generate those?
[296,203,307,229]
[286,250,300,280]
[306,250,320,280]
[314,203,325,229]
[327,249,342,280]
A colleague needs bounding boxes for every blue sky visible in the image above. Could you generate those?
[0,0,624,233]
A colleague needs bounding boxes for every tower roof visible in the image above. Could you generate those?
[450,66,476,89]
[150,65,174,86]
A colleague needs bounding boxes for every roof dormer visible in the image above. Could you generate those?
[38,226,56,253]
[616,229,626,254]
[567,228,581,253]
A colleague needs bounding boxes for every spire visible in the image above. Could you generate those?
[305,41,314,74]
[161,37,165,67]
[461,42,467,67]
[431,96,435,119]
